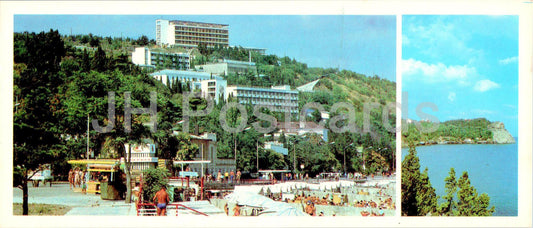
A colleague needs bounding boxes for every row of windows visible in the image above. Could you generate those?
[175,32,228,39]
[175,37,228,44]
[235,91,298,99]
[131,163,155,171]
[175,40,228,46]
[174,26,229,34]
[239,97,298,106]
[129,153,155,158]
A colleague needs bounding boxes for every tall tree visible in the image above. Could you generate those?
[13,29,65,215]
[91,46,107,72]
[456,171,495,216]
[439,168,458,216]
[401,145,438,216]
[417,168,438,215]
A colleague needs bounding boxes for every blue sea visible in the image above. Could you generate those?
[401,139,518,216]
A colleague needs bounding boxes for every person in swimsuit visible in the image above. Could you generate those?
[153,185,170,216]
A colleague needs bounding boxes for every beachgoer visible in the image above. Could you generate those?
[217,170,222,182]
[78,169,83,187]
[81,171,87,194]
[68,169,74,189]
[233,204,241,216]
[133,183,140,209]
[224,171,229,182]
[153,185,170,216]
[236,170,241,184]
[224,203,229,216]
[230,170,235,183]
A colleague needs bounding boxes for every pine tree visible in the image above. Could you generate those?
[417,168,438,215]
[401,146,421,216]
[456,171,495,216]
[401,145,438,216]
[91,46,107,72]
[439,168,457,216]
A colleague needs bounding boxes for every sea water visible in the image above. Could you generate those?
[401,139,518,216]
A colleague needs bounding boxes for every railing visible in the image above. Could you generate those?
[137,203,209,216]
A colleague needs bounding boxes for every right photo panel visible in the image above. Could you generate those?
[401,15,518,217]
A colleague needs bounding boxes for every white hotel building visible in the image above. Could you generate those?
[150,69,227,103]
[131,47,190,70]
[225,85,299,114]
[156,19,229,48]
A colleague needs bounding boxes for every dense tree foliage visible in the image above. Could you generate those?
[13,30,66,215]
[142,168,169,203]
[402,146,494,216]
[14,30,397,213]
[402,118,494,145]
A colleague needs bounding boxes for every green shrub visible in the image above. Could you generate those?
[142,168,169,203]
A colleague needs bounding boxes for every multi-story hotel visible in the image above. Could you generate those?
[225,85,299,114]
[196,59,257,76]
[150,69,227,103]
[156,19,229,48]
[131,47,190,70]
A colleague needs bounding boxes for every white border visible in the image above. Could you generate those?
[1,1,531,227]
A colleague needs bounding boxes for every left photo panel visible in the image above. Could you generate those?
[12,15,397,217]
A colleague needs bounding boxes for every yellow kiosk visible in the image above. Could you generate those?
[67,159,119,194]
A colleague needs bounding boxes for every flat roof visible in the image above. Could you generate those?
[173,160,212,165]
[68,159,118,165]
[150,69,224,80]
[170,20,229,28]
[228,85,298,94]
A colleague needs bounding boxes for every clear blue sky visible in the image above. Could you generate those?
[402,15,518,137]
[14,15,396,81]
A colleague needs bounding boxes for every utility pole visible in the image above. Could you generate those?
[87,114,90,160]
[293,138,296,174]
[256,140,259,172]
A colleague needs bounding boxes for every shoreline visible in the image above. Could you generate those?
[400,140,516,148]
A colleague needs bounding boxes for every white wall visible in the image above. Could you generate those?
[131,47,149,65]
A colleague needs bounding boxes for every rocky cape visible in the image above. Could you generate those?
[402,121,515,147]
[488,121,516,144]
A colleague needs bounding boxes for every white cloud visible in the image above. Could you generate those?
[448,92,456,102]
[402,34,410,46]
[473,79,500,92]
[503,104,516,109]
[402,58,476,85]
[403,18,484,65]
[499,56,518,65]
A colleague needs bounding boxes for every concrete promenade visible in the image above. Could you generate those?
[13,183,137,216]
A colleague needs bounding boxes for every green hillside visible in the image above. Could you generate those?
[14,31,396,179]
[401,118,516,146]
